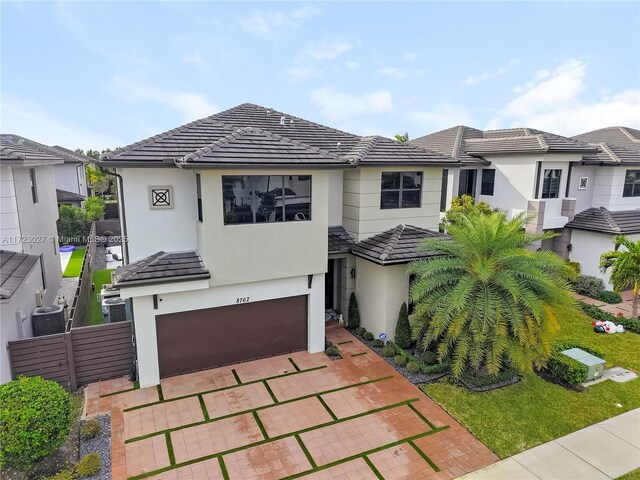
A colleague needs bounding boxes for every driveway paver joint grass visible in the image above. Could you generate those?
[295,434,317,469]
[363,455,385,480]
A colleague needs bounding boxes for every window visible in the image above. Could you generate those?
[541,169,562,199]
[29,168,38,203]
[380,172,422,209]
[457,169,477,197]
[481,169,495,196]
[440,169,448,212]
[39,255,47,290]
[196,174,203,222]
[222,175,311,224]
[623,170,640,197]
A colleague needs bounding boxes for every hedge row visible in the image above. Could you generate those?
[387,341,451,375]
[545,340,605,386]
[578,301,640,334]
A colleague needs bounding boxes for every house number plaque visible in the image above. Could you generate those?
[236,297,250,304]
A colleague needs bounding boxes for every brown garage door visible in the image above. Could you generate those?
[156,295,308,378]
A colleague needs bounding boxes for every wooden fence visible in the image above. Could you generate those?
[8,321,134,391]
[69,222,98,328]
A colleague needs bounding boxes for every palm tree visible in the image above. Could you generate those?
[600,235,640,319]
[408,212,577,378]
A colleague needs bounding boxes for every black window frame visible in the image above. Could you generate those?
[29,168,38,203]
[623,170,640,197]
[380,171,422,210]
[196,173,203,222]
[440,169,449,212]
[541,169,562,199]
[480,169,495,196]
[39,254,47,290]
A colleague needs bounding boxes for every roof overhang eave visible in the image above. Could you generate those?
[175,161,356,170]
[113,272,211,288]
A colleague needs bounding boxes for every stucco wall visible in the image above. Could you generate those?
[0,262,42,383]
[54,163,87,197]
[567,164,596,214]
[478,155,538,216]
[343,166,441,242]
[592,166,640,211]
[125,274,325,387]
[0,166,21,252]
[328,169,344,226]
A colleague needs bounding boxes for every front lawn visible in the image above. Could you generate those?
[62,248,86,277]
[422,309,640,458]
[85,269,113,326]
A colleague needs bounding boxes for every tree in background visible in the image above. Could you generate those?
[395,132,409,142]
[600,235,640,319]
[57,205,90,243]
[441,194,497,229]
[409,211,576,378]
[84,196,105,221]
[75,148,113,197]
[394,302,412,348]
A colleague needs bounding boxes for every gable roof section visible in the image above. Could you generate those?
[57,189,86,203]
[580,142,640,166]
[1,250,40,300]
[101,103,457,168]
[464,128,598,155]
[112,250,210,287]
[328,226,355,255]
[352,224,448,265]
[0,135,91,165]
[572,127,640,152]
[565,207,640,235]
[411,126,487,165]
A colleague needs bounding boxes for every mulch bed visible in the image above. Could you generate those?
[79,415,112,480]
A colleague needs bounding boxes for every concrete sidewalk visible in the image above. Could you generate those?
[461,408,640,479]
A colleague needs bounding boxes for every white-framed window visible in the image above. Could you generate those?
[541,169,562,199]
[623,170,640,197]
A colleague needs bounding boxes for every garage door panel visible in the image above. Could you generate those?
[156,296,307,378]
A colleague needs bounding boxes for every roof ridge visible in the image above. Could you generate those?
[380,224,405,261]
[452,126,465,158]
[345,136,381,164]
[536,133,550,151]
[599,207,622,233]
[596,142,621,163]
[620,127,640,143]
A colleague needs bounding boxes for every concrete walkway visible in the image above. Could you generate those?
[461,408,640,479]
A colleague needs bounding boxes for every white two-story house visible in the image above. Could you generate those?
[101,103,462,387]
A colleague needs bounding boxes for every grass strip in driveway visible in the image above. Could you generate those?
[218,457,230,480]
[231,369,241,384]
[263,380,279,403]
[408,439,440,472]
[252,411,269,439]
[165,432,176,466]
[295,434,317,469]
[288,357,301,371]
[363,456,384,480]
[316,395,338,421]
[63,248,86,277]
[198,395,210,421]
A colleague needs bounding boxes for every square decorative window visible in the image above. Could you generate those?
[380,172,422,209]
[578,177,588,190]
[541,169,561,199]
[148,185,174,209]
[481,169,495,196]
[623,170,640,197]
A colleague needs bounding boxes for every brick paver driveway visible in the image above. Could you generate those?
[85,326,498,479]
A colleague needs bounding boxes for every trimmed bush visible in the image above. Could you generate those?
[372,339,384,348]
[45,467,76,480]
[394,355,407,366]
[619,317,640,334]
[420,350,438,365]
[544,341,605,386]
[395,302,412,348]
[0,376,72,469]
[363,331,375,341]
[325,345,340,357]
[578,301,618,322]
[324,339,333,350]
[596,290,622,304]
[382,345,395,357]
[564,259,581,276]
[573,275,605,298]
[348,293,360,328]
[80,418,101,440]
[406,361,420,374]
[76,453,101,477]
[354,326,366,337]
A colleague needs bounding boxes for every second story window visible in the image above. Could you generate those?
[481,169,495,196]
[380,172,422,209]
[222,175,311,224]
[29,168,38,203]
[541,169,561,199]
[196,174,203,222]
[623,170,640,197]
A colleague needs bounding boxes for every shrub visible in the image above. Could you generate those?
[325,345,339,357]
[354,326,366,337]
[394,355,407,366]
[573,275,605,298]
[45,467,76,480]
[395,302,412,349]
[57,205,90,244]
[372,339,384,348]
[596,290,622,304]
[324,339,333,350]
[382,345,395,357]
[420,350,438,365]
[363,332,374,341]
[564,259,581,276]
[76,453,101,477]
[80,418,101,440]
[619,317,640,334]
[348,293,360,328]
[544,341,605,386]
[406,361,420,374]
[0,376,72,469]
[84,196,105,221]
[578,301,618,322]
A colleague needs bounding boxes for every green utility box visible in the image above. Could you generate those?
[561,348,606,381]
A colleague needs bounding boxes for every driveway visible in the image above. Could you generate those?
[85,326,498,480]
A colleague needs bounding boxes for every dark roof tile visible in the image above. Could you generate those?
[573,127,640,152]
[56,189,86,203]
[328,226,354,255]
[113,250,210,286]
[1,250,40,299]
[566,207,640,234]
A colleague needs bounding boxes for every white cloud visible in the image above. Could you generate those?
[104,77,218,120]
[304,40,352,60]
[464,58,520,86]
[240,6,322,38]
[286,64,323,81]
[487,59,640,135]
[403,52,418,62]
[309,87,393,120]
[378,67,409,79]
[1,94,121,151]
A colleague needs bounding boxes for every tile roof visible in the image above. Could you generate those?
[579,142,640,166]
[572,127,640,152]
[1,250,40,300]
[410,126,487,165]
[351,225,449,265]
[464,128,597,155]
[328,226,355,255]
[101,103,458,168]
[56,189,86,203]
[112,250,210,287]
[0,134,91,165]
[565,207,640,235]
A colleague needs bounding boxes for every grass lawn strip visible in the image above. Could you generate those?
[288,357,301,371]
[62,248,86,277]
[217,457,230,480]
[363,456,385,480]
[252,411,269,439]
[263,380,279,403]
[316,395,338,421]
[408,440,440,472]
[85,269,113,325]
[351,352,368,357]
[165,432,176,466]
[231,369,241,384]
[295,434,317,469]
[123,364,328,412]
[337,340,353,345]
[198,395,210,421]
[124,376,396,444]
[127,399,447,479]
[423,308,640,458]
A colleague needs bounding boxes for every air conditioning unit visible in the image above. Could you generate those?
[32,305,65,336]
[99,284,120,303]
[102,297,126,323]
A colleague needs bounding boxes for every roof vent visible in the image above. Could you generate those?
[280,116,286,125]
[266,109,271,116]
[336,142,341,149]
[290,119,294,125]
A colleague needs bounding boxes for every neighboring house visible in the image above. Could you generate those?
[50,145,89,202]
[57,188,85,208]
[0,135,67,383]
[100,103,459,387]
[411,125,640,288]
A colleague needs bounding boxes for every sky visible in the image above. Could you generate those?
[1,1,639,151]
